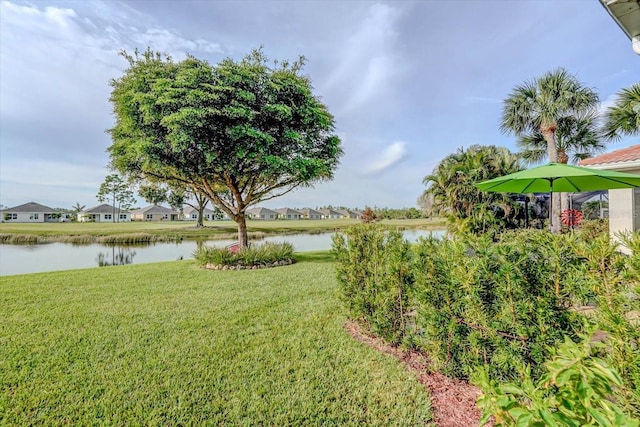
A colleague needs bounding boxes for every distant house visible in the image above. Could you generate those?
[1,201,64,223]
[78,204,131,222]
[299,208,323,220]
[318,208,343,219]
[580,144,640,248]
[336,209,359,219]
[247,207,278,220]
[130,205,180,221]
[182,206,216,221]
[276,208,303,220]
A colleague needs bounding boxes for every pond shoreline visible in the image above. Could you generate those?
[0,220,446,245]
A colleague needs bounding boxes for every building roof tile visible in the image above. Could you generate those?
[580,144,640,166]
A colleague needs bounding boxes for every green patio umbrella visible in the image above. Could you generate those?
[475,162,640,230]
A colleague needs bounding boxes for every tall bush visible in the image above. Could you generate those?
[411,230,584,380]
[332,224,413,344]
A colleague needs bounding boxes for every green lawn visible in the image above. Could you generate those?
[0,253,432,425]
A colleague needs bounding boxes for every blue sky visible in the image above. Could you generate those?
[0,0,638,210]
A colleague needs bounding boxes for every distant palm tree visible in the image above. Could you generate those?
[602,83,640,140]
[72,202,86,221]
[500,68,599,232]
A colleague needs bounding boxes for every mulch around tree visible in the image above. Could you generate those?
[344,320,488,427]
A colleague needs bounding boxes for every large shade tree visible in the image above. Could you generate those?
[500,68,599,233]
[108,48,342,246]
[602,83,640,140]
[421,145,523,235]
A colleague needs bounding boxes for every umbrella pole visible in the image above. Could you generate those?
[549,191,553,232]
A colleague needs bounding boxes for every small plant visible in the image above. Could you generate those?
[474,331,639,426]
[359,207,377,223]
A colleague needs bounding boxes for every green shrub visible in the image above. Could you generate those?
[474,332,639,427]
[333,226,640,415]
[574,232,640,416]
[193,242,294,267]
[411,230,586,381]
[332,224,413,345]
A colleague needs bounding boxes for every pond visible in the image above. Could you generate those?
[0,229,445,276]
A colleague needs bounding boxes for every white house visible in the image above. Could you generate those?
[336,209,360,219]
[299,208,323,219]
[580,144,640,248]
[182,206,216,221]
[2,202,62,223]
[130,205,180,221]
[247,207,278,220]
[79,204,131,222]
[318,208,343,219]
[276,208,303,220]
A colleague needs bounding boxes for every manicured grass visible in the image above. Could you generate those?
[0,255,432,425]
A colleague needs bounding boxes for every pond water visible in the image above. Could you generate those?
[0,229,445,276]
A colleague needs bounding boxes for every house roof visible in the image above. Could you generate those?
[318,208,343,216]
[300,208,322,215]
[83,204,127,214]
[247,207,278,215]
[131,205,178,214]
[580,144,640,166]
[3,201,55,213]
[183,206,215,215]
[276,208,302,215]
[600,0,640,41]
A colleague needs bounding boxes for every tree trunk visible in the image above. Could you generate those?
[558,150,570,229]
[541,126,560,233]
[197,205,204,228]
[236,212,249,248]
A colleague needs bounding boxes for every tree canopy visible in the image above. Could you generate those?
[97,174,136,222]
[602,83,640,140]
[108,48,342,246]
[421,145,523,235]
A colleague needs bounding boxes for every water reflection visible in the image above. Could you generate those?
[96,247,137,267]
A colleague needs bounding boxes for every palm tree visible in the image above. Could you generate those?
[516,111,605,213]
[500,68,599,232]
[602,83,640,140]
[422,145,522,235]
[72,202,86,221]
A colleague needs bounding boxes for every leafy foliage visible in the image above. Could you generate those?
[474,332,639,427]
[359,207,377,223]
[333,225,640,417]
[500,68,600,233]
[421,145,523,236]
[108,48,342,247]
[96,174,136,222]
[516,111,605,165]
[332,224,413,344]
[138,183,167,205]
[193,242,294,267]
[602,83,640,140]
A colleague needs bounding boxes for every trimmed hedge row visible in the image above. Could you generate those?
[332,225,640,415]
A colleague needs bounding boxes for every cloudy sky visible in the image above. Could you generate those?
[0,0,638,210]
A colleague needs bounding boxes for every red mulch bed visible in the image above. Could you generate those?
[345,320,489,427]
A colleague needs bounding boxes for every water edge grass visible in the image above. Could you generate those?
[0,256,433,425]
[0,218,446,244]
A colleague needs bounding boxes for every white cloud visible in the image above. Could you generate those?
[361,141,407,175]
[323,3,402,115]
